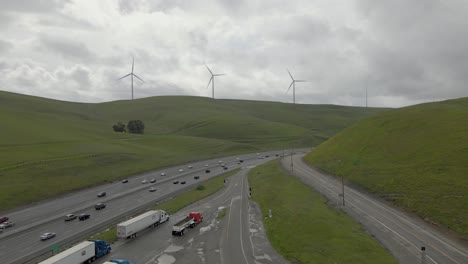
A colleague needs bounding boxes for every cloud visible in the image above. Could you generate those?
[37,34,94,61]
[0,39,13,54]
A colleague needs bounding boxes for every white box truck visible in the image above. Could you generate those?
[38,240,111,264]
[117,210,169,239]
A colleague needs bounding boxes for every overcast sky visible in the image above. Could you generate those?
[0,0,467,107]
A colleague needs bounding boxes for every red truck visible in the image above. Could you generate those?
[172,212,203,236]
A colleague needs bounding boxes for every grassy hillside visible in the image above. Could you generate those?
[0,91,385,210]
[305,98,468,235]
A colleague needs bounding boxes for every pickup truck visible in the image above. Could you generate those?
[172,212,203,236]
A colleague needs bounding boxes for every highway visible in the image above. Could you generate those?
[98,159,288,264]
[0,150,298,264]
[284,154,468,264]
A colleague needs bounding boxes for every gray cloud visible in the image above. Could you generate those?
[0,0,70,13]
[0,39,13,54]
[37,34,94,61]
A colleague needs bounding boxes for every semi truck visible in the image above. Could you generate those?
[38,240,111,264]
[117,210,169,239]
[172,212,203,236]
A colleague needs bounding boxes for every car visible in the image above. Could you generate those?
[97,192,106,197]
[181,181,186,184]
[95,203,106,210]
[205,164,209,167]
[194,175,200,180]
[150,178,156,183]
[64,214,77,221]
[0,216,9,224]
[236,157,240,160]
[178,169,184,172]
[122,179,128,183]
[218,160,223,163]
[149,187,156,192]
[223,167,228,170]
[141,179,148,184]
[265,155,269,158]
[79,214,90,221]
[0,222,15,229]
[188,165,193,169]
[239,160,243,163]
[40,232,56,241]
[173,180,179,184]
[205,169,211,173]
[160,172,166,176]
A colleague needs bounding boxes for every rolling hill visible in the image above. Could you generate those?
[0,91,385,210]
[304,97,468,236]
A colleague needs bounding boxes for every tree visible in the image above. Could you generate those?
[112,122,126,132]
[127,120,145,134]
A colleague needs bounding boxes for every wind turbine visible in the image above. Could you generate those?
[286,69,306,104]
[118,57,144,100]
[205,64,226,99]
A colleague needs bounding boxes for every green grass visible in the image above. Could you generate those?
[248,160,396,264]
[216,208,227,221]
[305,97,468,235]
[0,91,386,210]
[90,227,117,243]
[155,169,239,214]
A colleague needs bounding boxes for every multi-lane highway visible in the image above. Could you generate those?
[0,150,297,264]
[97,159,288,264]
[284,154,468,264]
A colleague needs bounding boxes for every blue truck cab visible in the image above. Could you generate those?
[90,240,111,258]
[105,260,132,264]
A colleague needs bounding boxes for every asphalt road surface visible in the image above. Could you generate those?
[97,161,288,264]
[283,154,468,264]
[1,150,304,264]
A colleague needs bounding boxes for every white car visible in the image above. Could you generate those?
[0,222,14,229]
[141,179,148,184]
[205,164,209,167]
[40,232,56,241]
[188,165,193,169]
[160,172,166,176]
[149,187,156,192]
[179,169,184,172]
[218,160,223,163]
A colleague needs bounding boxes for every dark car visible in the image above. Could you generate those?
[239,160,243,163]
[181,181,186,184]
[0,216,9,224]
[40,232,56,241]
[79,214,91,221]
[97,192,106,197]
[223,167,228,170]
[150,179,156,183]
[194,176,200,180]
[205,169,211,173]
[173,180,179,184]
[95,203,106,210]
[122,179,128,183]
[64,214,77,221]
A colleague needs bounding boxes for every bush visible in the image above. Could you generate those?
[112,122,126,132]
[127,120,145,134]
[196,185,205,191]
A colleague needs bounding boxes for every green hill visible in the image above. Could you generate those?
[0,91,385,210]
[305,98,468,235]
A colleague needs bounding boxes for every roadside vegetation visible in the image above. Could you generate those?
[90,169,239,243]
[305,98,468,235]
[216,208,227,220]
[155,169,239,214]
[248,160,396,264]
[0,91,385,211]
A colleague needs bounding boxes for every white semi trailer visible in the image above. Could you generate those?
[38,240,111,264]
[117,210,169,239]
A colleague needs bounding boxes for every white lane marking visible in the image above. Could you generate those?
[293,162,439,263]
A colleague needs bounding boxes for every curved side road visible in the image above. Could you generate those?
[282,154,468,264]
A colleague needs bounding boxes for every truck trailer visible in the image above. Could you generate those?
[38,240,110,264]
[172,212,203,236]
[117,210,169,239]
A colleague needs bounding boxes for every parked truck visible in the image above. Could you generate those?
[172,212,203,236]
[103,260,132,264]
[117,210,169,239]
[38,240,111,264]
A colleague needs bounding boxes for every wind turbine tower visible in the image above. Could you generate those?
[118,57,144,100]
[286,69,306,104]
[205,64,226,99]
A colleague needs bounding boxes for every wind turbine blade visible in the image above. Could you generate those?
[295,80,306,82]
[118,73,131,80]
[286,81,294,93]
[205,64,213,75]
[214,73,226,76]
[206,76,213,88]
[133,73,144,83]
[132,57,134,73]
[287,69,294,81]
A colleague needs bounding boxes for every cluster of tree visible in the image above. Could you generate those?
[112,120,145,134]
